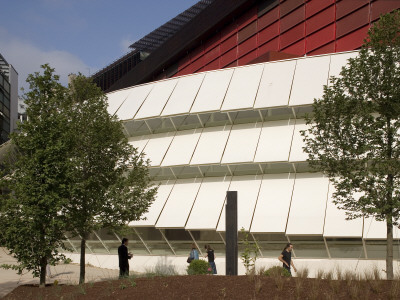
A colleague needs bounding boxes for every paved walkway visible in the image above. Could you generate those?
[0,248,119,298]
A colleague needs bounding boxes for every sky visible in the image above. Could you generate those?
[0,0,199,93]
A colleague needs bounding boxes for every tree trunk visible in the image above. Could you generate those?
[79,237,86,284]
[386,215,394,280]
[39,256,47,287]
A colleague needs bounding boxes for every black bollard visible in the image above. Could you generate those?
[225,191,238,275]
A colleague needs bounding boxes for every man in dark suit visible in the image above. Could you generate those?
[118,237,132,278]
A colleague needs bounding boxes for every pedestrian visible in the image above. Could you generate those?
[118,237,133,278]
[187,243,199,263]
[278,243,297,276]
[204,244,217,274]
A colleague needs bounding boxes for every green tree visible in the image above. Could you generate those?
[239,227,259,275]
[0,65,71,287]
[64,75,157,284]
[302,11,400,279]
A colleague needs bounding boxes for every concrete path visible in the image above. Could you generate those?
[0,248,119,298]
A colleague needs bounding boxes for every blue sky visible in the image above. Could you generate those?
[0,0,199,92]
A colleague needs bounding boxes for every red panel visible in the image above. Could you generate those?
[306,6,335,35]
[237,6,258,30]
[238,21,257,43]
[336,0,368,19]
[306,0,334,18]
[178,54,191,71]
[258,21,279,45]
[221,47,237,67]
[281,39,305,56]
[308,41,335,56]
[280,0,304,17]
[306,24,335,52]
[203,58,220,72]
[336,25,369,52]
[238,50,258,66]
[371,0,400,21]
[204,46,220,65]
[221,21,237,42]
[280,5,305,33]
[190,56,205,73]
[280,22,305,49]
[221,34,237,54]
[258,6,279,30]
[238,35,257,57]
[259,37,280,54]
[336,5,370,38]
[204,32,221,53]
[225,61,238,69]
[190,44,205,62]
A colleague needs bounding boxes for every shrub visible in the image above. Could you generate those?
[187,260,211,275]
[263,266,291,277]
[143,257,179,277]
[239,228,260,275]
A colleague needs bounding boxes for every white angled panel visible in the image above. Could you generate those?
[286,173,329,235]
[254,119,295,162]
[190,125,231,165]
[185,177,231,230]
[106,88,131,116]
[117,84,153,120]
[190,69,234,113]
[141,132,175,166]
[254,59,296,108]
[289,119,309,162]
[250,174,295,233]
[217,175,262,231]
[129,180,175,226]
[155,178,202,228]
[135,79,178,119]
[161,73,205,116]
[328,51,359,81]
[161,128,203,166]
[323,183,363,237]
[289,55,330,106]
[128,136,149,155]
[221,123,262,164]
[363,218,400,239]
[221,64,264,111]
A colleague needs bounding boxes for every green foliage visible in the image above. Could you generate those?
[63,258,72,265]
[263,266,291,277]
[187,259,211,275]
[302,11,400,279]
[0,67,157,286]
[0,64,70,286]
[62,75,157,283]
[239,228,260,275]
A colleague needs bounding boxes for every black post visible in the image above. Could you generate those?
[226,191,238,275]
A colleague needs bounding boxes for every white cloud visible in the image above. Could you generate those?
[120,36,135,54]
[0,27,93,94]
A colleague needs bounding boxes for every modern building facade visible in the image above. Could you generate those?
[0,53,18,144]
[71,1,400,275]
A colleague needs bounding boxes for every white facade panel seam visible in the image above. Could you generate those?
[286,60,297,106]
[153,180,176,226]
[158,131,178,166]
[187,74,207,114]
[252,120,268,162]
[218,68,236,111]
[251,64,266,108]
[218,123,234,164]
[248,175,264,232]
[321,175,330,236]
[284,172,296,234]
[132,85,154,119]
[184,178,207,228]
[159,80,179,118]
